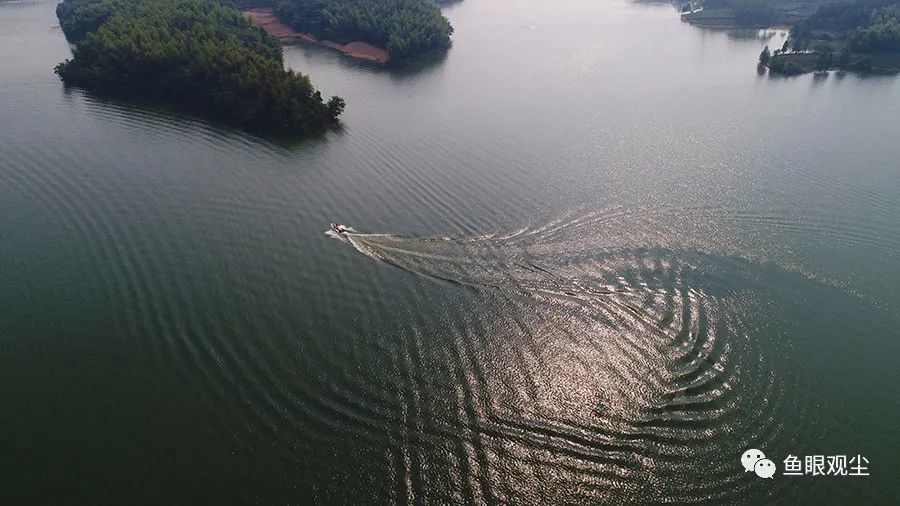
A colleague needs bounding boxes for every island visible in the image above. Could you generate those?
[261,0,454,64]
[54,0,345,135]
[761,0,900,74]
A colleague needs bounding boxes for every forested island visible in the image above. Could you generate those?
[761,0,900,74]
[270,0,453,63]
[55,0,345,135]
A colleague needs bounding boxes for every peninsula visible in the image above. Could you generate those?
[54,0,345,135]
[761,0,900,75]
[680,0,900,75]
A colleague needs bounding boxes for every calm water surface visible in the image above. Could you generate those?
[1,0,899,503]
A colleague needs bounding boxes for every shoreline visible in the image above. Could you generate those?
[766,52,900,76]
[243,8,390,64]
[681,14,736,29]
[681,16,790,30]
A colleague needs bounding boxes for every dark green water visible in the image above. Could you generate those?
[2,0,899,503]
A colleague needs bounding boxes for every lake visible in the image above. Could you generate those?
[1,0,899,503]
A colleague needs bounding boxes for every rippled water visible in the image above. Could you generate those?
[2,0,899,503]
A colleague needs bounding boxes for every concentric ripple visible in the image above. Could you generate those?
[339,216,824,502]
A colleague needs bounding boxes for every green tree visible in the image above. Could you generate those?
[759,45,771,64]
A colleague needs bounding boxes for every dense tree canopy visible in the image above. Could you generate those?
[765,0,900,74]
[792,0,893,35]
[850,5,900,51]
[273,0,453,62]
[790,0,900,52]
[55,0,344,134]
[57,0,129,41]
[767,55,804,74]
[733,0,776,26]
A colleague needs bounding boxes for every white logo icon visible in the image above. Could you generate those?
[742,449,766,472]
[754,458,777,479]
[742,449,776,479]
